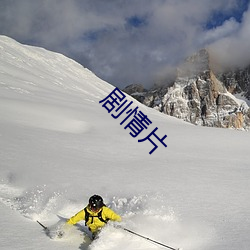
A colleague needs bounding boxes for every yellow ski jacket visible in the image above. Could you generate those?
[67,206,121,233]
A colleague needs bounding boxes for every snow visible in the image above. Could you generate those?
[0,35,250,250]
[234,93,250,107]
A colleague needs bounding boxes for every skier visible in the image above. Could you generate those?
[66,194,121,239]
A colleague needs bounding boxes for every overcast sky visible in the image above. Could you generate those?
[0,0,249,88]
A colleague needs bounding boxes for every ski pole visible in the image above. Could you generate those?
[37,220,48,231]
[122,227,180,250]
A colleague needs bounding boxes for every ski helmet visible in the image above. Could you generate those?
[89,195,104,210]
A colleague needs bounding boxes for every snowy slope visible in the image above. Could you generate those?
[0,36,250,250]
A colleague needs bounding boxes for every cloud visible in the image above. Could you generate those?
[0,0,249,88]
[209,4,250,69]
[200,18,240,45]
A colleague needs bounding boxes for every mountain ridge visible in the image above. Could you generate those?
[124,49,250,130]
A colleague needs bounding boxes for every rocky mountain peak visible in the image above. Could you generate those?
[123,49,250,130]
[177,49,210,78]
